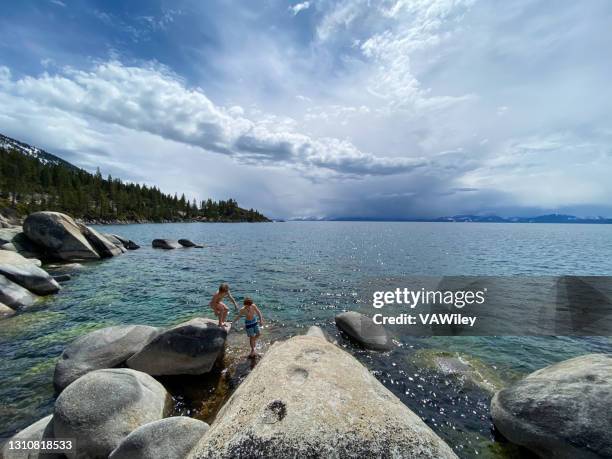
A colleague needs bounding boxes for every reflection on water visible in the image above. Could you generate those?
[1,222,612,458]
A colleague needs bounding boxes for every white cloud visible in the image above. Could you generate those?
[289,1,311,16]
[0,61,425,178]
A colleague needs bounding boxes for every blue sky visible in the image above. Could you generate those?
[1,0,611,218]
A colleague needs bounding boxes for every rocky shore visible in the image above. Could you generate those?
[0,211,140,319]
[3,309,611,458]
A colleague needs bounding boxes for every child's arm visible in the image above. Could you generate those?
[255,305,264,326]
[227,291,239,310]
[232,307,245,322]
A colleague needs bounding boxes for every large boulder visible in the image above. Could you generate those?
[127,318,228,376]
[53,368,171,459]
[189,336,456,458]
[0,251,60,295]
[109,417,209,459]
[335,311,393,351]
[23,212,100,261]
[54,325,160,392]
[491,354,612,459]
[0,302,16,318]
[79,225,123,257]
[0,274,39,309]
[152,239,182,250]
[1,414,62,459]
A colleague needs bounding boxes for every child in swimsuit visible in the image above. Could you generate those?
[234,297,264,357]
[209,283,238,327]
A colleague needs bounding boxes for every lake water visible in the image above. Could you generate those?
[1,222,612,457]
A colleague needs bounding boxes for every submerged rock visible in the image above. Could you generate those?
[109,417,209,459]
[127,318,228,376]
[23,212,100,261]
[54,325,160,392]
[1,414,61,459]
[189,335,457,458]
[491,354,612,459]
[0,251,60,295]
[0,302,16,318]
[335,311,393,351]
[53,368,171,459]
[79,225,123,258]
[0,273,39,309]
[152,239,182,250]
[413,349,505,393]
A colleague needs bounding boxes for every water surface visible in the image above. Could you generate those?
[2,222,611,457]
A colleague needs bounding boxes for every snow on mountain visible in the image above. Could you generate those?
[0,133,79,170]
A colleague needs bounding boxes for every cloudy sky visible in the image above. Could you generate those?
[1,0,611,219]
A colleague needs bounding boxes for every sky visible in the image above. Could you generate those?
[0,0,611,219]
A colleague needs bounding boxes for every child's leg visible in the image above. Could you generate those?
[249,336,257,356]
[214,305,223,326]
[221,303,229,324]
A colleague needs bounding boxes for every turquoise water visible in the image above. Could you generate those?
[1,222,612,457]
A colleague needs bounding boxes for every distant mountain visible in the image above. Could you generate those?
[432,214,612,224]
[0,132,269,223]
[0,133,79,171]
[299,214,612,224]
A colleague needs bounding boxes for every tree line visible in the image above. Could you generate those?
[0,146,269,222]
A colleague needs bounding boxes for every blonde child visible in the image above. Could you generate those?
[209,283,238,326]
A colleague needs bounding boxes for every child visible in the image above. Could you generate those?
[209,283,238,327]
[234,297,264,357]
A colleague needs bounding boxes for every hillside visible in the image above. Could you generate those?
[0,133,269,223]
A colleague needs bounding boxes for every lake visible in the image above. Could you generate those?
[2,222,612,457]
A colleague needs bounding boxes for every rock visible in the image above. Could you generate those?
[0,302,16,318]
[29,258,43,267]
[0,251,60,295]
[306,325,329,341]
[109,417,209,459]
[413,349,505,394]
[152,239,182,249]
[127,318,227,376]
[335,311,393,351]
[103,233,125,247]
[1,414,61,459]
[178,239,197,247]
[53,274,71,283]
[0,227,21,244]
[491,354,612,459]
[53,368,171,459]
[54,325,160,392]
[79,225,123,257]
[124,240,140,250]
[23,212,100,261]
[111,234,139,250]
[0,274,39,309]
[189,335,457,459]
[112,234,130,245]
[102,234,127,253]
[0,229,44,259]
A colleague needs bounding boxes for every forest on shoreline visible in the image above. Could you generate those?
[0,142,269,223]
